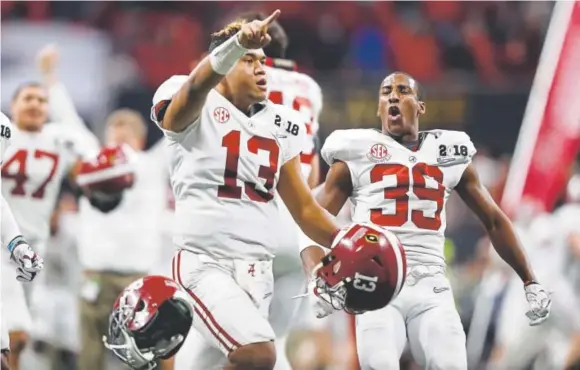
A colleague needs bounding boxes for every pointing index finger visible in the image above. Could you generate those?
[261,9,281,27]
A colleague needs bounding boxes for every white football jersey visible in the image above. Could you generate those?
[1,122,89,250]
[266,63,324,255]
[0,112,13,165]
[321,129,476,267]
[265,63,322,179]
[152,75,306,260]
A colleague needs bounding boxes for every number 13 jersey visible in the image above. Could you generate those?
[321,129,476,267]
[152,76,306,261]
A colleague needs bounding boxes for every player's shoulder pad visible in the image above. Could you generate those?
[270,103,306,137]
[152,75,189,106]
[321,128,377,166]
[428,129,477,167]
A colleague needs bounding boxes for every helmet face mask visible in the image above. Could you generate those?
[104,276,194,370]
[104,307,157,370]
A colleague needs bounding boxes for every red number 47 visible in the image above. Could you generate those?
[2,149,60,199]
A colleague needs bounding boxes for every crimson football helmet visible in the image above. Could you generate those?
[315,223,407,314]
[103,275,193,370]
[76,144,136,193]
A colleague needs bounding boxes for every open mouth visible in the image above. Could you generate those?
[256,79,267,91]
[388,106,401,121]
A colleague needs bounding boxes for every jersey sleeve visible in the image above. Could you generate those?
[0,112,13,164]
[278,107,307,164]
[320,130,353,166]
[1,194,24,253]
[150,75,197,141]
[438,131,477,166]
[435,130,477,188]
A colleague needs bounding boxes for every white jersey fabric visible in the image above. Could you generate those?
[265,63,324,264]
[0,112,13,165]
[1,112,14,350]
[1,121,91,252]
[45,81,169,274]
[265,62,322,179]
[321,128,476,267]
[152,75,306,260]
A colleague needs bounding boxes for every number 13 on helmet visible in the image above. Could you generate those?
[316,222,407,314]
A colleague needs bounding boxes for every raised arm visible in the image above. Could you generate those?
[278,158,352,274]
[37,45,96,137]
[157,10,281,133]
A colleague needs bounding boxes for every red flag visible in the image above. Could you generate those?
[501,1,580,218]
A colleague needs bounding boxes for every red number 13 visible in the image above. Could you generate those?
[218,130,280,203]
[370,163,445,231]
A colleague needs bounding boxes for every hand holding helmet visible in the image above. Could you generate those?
[313,222,407,315]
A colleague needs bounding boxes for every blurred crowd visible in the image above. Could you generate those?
[1,1,553,87]
[2,2,579,370]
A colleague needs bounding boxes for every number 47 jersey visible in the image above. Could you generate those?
[321,129,476,267]
[152,76,307,261]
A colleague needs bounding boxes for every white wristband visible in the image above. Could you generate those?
[209,32,248,75]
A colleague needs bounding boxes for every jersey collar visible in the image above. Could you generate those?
[377,130,431,152]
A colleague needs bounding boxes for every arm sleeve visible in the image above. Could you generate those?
[279,108,307,163]
[1,195,26,254]
[47,82,101,151]
[151,75,198,141]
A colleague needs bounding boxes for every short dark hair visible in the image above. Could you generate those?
[208,20,246,53]
[226,10,288,59]
[390,71,425,101]
[12,81,45,101]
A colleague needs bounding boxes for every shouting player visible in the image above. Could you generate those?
[151,10,341,370]
[300,72,552,369]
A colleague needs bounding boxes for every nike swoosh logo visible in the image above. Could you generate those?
[433,287,449,294]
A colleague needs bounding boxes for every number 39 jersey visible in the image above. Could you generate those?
[152,75,306,260]
[321,129,476,267]
[1,121,89,250]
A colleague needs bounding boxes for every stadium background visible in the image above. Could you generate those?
[1,1,578,370]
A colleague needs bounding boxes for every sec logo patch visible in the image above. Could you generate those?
[213,107,230,123]
[367,143,391,163]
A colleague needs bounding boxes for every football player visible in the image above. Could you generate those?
[299,71,551,369]
[104,222,403,370]
[492,175,580,369]
[151,11,342,370]
[1,79,125,368]
[35,44,172,370]
[1,112,44,370]
[230,10,325,370]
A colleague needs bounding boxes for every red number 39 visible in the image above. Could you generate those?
[370,163,445,231]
